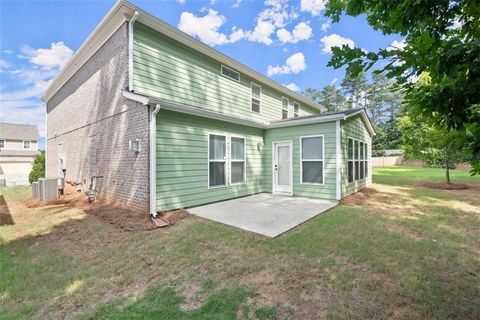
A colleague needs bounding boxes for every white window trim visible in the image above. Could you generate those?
[300,135,325,186]
[0,139,5,150]
[281,96,289,119]
[250,82,261,113]
[207,132,247,189]
[221,64,240,82]
[230,134,247,186]
[23,139,31,150]
[208,133,227,189]
[347,136,369,183]
[293,101,300,118]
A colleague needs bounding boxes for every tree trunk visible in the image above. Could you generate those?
[445,147,451,184]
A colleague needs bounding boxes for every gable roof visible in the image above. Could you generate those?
[41,0,324,112]
[0,123,40,140]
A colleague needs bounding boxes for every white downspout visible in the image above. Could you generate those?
[128,11,139,92]
[335,119,341,200]
[150,104,161,217]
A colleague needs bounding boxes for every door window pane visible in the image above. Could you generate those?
[277,146,290,185]
[302,161,323,184]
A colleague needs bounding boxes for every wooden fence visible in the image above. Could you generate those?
[372,156,471,170]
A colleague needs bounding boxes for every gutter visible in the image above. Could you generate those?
[128,10,139,92]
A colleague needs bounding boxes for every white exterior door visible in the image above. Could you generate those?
[273,141,292,195]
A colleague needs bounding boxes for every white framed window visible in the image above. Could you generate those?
[23,140,31,150]
[221,65,240,82]
[230,136,246,185]
[293,102,300,118]
[0,139,5,149]
[300,135,324,185]
[281,97,289,119]
[347,137,369,183]
[251,82,261,113]
[208,134,227,188]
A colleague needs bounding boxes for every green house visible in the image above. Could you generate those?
[42,0,375,216]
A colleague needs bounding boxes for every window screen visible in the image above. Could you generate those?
[221,65,240,81]
[251,83,261,113]
[231,137,245,184]
[209,135,226,187]
[282,97,289,119]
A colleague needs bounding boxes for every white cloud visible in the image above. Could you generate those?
[267,52,306,76]
[321,20,330,32]
[176,0,185,3]
[330,77,338,85]
[178,9,245,46]
[321,34,355,53]
[0,59,11,72]
[388,39,407,51]
[232,0,242,8]
[246,20,276,45]
[0,42,73,138]
[300,0,326,16]
[283,82,300,92]
[20,42,73,70]
[246,0,296,45]
[276,22,312,44]
[3,49,13,54]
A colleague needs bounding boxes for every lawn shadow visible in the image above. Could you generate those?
[0,195,14,226]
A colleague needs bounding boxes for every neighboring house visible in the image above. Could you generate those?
[42,0,374,214]
[0,123,40,186]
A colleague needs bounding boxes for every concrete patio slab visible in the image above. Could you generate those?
[189,193,338,237]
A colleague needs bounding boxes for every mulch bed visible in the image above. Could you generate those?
[24,183,190,232]
[340,187,379,206]
[424,182,469,190]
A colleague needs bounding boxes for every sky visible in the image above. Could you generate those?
[0,0,402,150]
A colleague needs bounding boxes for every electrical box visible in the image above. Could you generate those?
[129,139,141,152]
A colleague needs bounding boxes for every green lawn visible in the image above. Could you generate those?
[1,167,479,319]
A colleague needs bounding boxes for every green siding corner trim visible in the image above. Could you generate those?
[156,109,265,211]
[264,122,337,200]
[340,114,372,197]
[133,23,319,123]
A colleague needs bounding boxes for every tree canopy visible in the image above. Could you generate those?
[325,0,480,174]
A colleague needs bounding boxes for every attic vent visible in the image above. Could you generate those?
[129,139,141,152]
[221,65,240,82]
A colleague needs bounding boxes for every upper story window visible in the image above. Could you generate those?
[293,102,300,118]
[221,65,240,82]
[251,82,261,113]
[347,138,369,183]
[281,97,289,119]
[0,139,4,149]
[23,140,31,150]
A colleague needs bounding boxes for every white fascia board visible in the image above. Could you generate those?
[42,2,134,102]
[267,114,346,128]
[148,97,267,128]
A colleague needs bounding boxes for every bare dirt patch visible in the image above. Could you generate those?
[24,183,190,231]
[424,181,469,190]
[242,270,285,305]
[340,188,379,206]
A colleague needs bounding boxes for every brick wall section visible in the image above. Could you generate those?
[46,23,150,211]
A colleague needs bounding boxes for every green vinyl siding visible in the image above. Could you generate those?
[133,22,318,122]
[264,122,337,200]
[340,115,372,197]
[156,109,265,211]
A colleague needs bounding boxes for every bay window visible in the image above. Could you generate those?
[347,137,369,183]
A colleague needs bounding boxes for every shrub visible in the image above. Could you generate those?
[29,151,45,184]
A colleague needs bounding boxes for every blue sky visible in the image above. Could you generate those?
[0,0,402,149]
